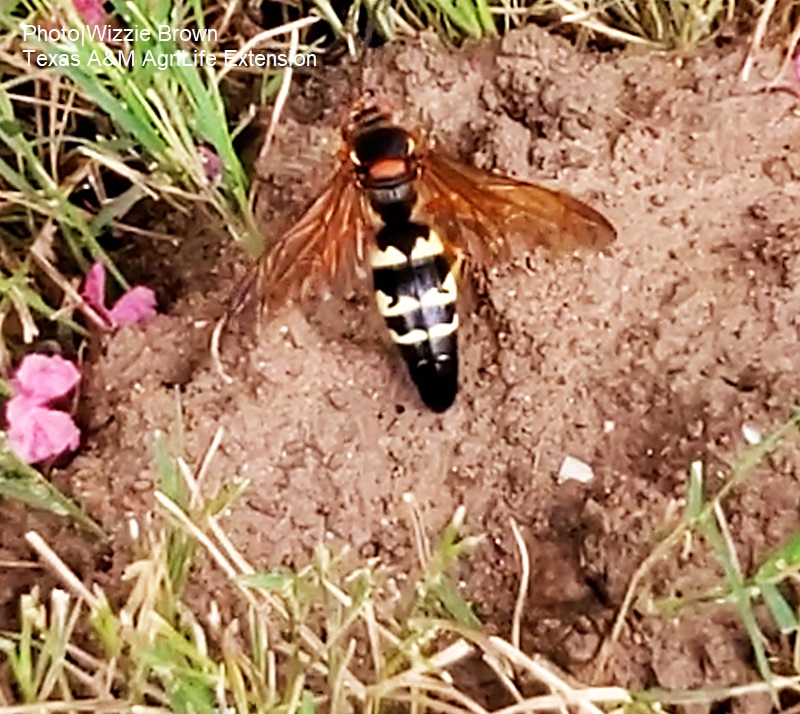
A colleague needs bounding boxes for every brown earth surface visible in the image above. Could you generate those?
[3,26,800,712]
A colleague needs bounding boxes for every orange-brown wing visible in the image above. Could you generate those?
[418,151,616,266]
[258,163,371,312]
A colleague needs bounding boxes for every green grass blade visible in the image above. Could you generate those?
[705,525,773,693]
[693,481,775,699]
[240,572,296,593]
[754,531,800,581]
[760,582,797,634]
[686,460,703,521]
[428,574,481,628]
[0,438,104,536]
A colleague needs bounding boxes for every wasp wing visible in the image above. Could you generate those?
[418,151,616,266]
[258,163,371,312]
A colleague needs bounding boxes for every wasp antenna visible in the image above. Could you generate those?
[360,10,376,61]
[354,0,389,67]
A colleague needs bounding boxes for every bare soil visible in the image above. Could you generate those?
[4,27,800,712]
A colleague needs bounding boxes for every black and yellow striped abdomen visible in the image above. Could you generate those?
[370,222,459,412]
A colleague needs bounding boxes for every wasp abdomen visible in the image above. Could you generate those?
[371,222,459,412]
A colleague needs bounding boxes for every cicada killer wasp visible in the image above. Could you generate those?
[258,95,616,412]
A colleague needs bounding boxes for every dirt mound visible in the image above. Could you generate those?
[4,27,800,710]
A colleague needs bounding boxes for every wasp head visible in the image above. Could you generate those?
[343,92,395,141]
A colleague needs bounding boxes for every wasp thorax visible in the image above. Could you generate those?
[347,122,419,222]
[351,125,410,166]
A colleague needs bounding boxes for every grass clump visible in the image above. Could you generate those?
[314,0,769,50]
[0,0,309,368]
[2,0,264,254]
[0,427,634,712]
[596,409,800,706]
[0,0,307,512]
[8,418,800,712]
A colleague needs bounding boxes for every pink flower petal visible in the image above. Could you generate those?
[82,262,109,315]
[6,398,80,464]
[108,286,157,326]
[794,52,800,87]
[6,394,40,423]
[82,263,157,329]
[13,354,81,404]
[72,0,105,26]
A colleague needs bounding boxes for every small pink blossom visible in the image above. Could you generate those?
[108,286,158,325]
[13,354,80,403]
[5,354,82,464]
[82,262,157,329]
[7,399,81,464]
[72,0,105,26]
[82,262,107,309]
